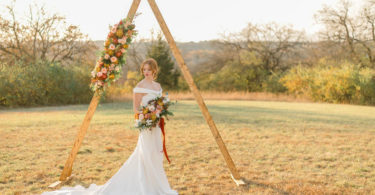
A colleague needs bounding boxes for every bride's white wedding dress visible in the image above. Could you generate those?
[41,87,178,195]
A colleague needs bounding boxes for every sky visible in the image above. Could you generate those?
[0,0,363,42]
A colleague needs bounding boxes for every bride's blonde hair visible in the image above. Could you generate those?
[140,58,159,80]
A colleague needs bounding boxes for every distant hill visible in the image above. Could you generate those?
[93,40,220,75]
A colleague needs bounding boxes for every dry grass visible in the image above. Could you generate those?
[105,90,312,103]
[1,98,375,194]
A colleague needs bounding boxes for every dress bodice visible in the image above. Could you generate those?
[133,87,163,107]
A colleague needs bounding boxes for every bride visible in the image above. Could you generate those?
[41,58,178,195]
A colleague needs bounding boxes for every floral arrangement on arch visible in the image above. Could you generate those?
[134,92,175,131]
[90,18,137,94]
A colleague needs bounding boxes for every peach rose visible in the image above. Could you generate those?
[110,56,117,63]
[111,26,117,33]
[139,114,144,120]
[119,38,126,44]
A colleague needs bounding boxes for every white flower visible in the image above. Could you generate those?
[134,119,140,127]
[91,70,96,77]
[156,113,160,118]
[148,105,155,112]
[139,114,144,120]
[115,66,120,71]
[146,119,152,125]
[163,98,169,104]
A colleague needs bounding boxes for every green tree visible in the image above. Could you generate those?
[146,32,180,90]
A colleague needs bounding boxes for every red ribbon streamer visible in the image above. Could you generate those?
[159,117,171,164]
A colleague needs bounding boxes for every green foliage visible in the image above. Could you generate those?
[105,70,143,97]
[123,70,143,92]
[280,59,375,105]
[146,33,180,90]
[262,71,288,93]
[0,61,93,108]
[176,75,190,91]
[195,51,287,93]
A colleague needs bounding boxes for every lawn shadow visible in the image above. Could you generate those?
[203,103,375,131]
[240,177,290,195]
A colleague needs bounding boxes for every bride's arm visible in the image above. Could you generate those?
[133,92,143,114]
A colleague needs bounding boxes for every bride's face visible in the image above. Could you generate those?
[143,64,154,79]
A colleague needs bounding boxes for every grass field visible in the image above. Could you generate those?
[1,99,375,194]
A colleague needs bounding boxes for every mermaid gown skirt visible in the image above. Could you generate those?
[41,87,178,195]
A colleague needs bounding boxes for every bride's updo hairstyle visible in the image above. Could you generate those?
[140,58,159,80]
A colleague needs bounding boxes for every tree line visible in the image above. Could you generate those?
[188,0,375,105]
[1,0,374,107]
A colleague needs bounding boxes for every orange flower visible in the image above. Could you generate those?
[123,44,128,49]
[116,29,123,37]
[107,50,114,56]
[115,51,122,58]
[105,40,110,47]
[151,113,157,120]
[143,108,148,114]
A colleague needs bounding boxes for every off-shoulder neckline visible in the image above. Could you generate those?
[134,87,162,92]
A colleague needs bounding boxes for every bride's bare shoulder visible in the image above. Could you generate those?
[153,81,161,90]
[134,80,161,90]
[135,80,145,88]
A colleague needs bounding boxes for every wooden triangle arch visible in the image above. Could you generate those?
[49,0,245,188]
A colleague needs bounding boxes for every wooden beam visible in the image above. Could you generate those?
[48,175,74,188]
[147,0,244,185]
[59,92,100,181]
[126,0,142,21]
[56,0,142,183]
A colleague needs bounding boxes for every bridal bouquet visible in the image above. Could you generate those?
[134,92,175,131]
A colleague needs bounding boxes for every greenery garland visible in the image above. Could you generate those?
[90,18,137,95]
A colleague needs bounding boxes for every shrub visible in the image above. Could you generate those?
[280,60,375,105]
[0,61,93,108]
